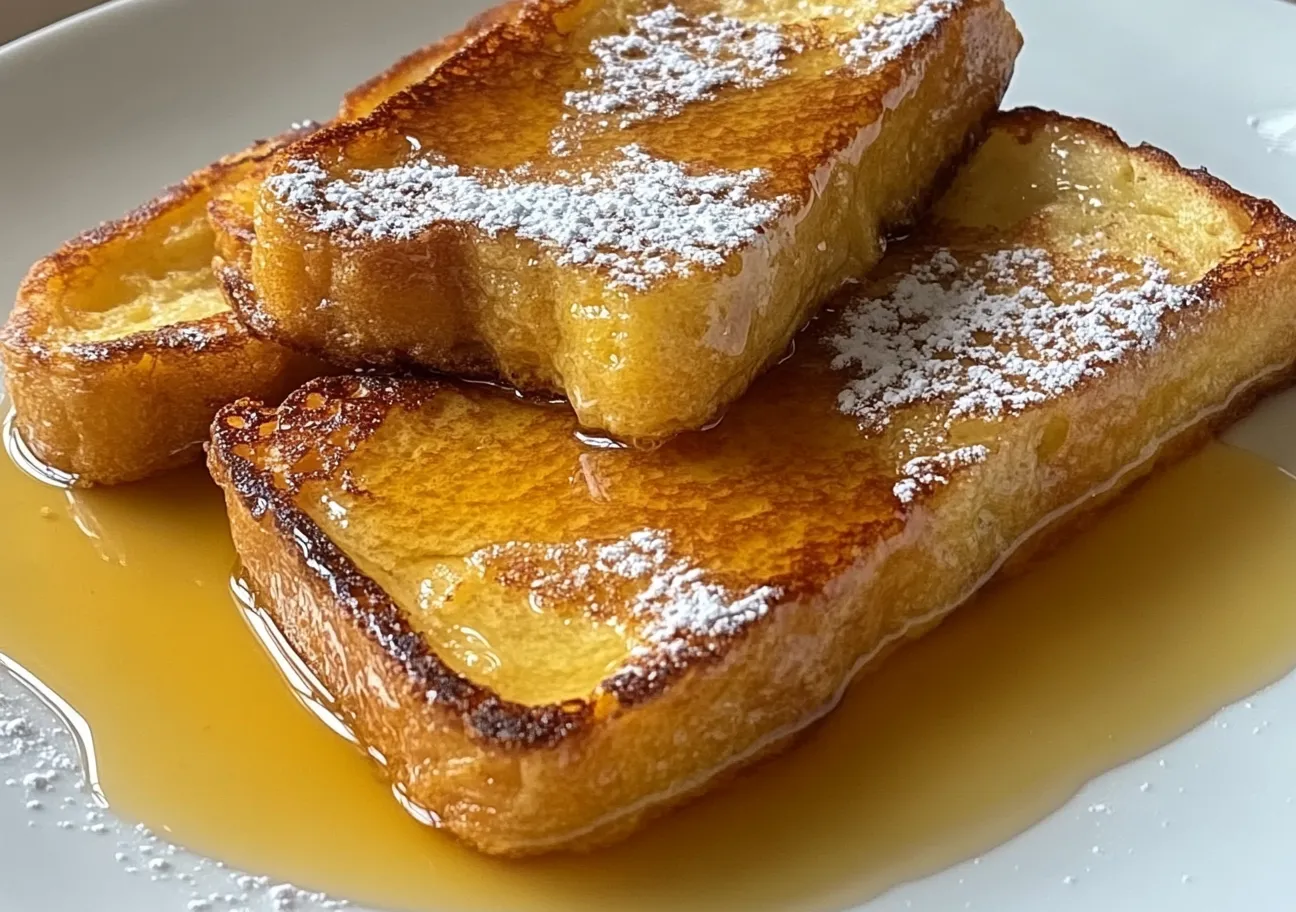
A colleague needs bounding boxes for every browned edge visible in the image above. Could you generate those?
[210,375,597,749]
[337,0,531,120]
[0,124,319,368]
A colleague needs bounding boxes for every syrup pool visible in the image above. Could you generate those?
[4,409,1296,911]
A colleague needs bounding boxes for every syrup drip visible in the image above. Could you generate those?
[3,416,1296,910]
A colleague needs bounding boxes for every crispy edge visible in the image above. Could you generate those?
[337,0,531,121]
[209,375,597,751]
[208,108,1296,750]
[0,126,321,485]
[258,0,1004,236]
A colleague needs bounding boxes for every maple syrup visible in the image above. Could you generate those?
[4,421,1296,910]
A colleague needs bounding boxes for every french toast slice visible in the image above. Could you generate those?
[0,128,323,485]
[208,108,1296,855]
[242,0,1022,443]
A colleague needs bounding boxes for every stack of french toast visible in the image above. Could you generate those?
[5,0,1295,856]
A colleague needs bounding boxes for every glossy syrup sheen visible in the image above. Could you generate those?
[6,436,1296,910]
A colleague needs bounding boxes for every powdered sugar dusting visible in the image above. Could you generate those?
[829,246,1203,503]
[622,532,778,651]
[831,247,1201,428]
[893,445,988,504]
[474,529,779,659]
[0,661,349,910]
[268,146,789,291]
[564,5,794,129]
[841,0,956,69]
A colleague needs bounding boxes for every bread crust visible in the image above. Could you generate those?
[207,0,531,277]
[338,0,530,120]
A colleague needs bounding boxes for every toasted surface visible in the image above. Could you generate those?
[338,0,530,120]
[209,109,1296,854]
[1,129,322,485]
[244,0,1021,442]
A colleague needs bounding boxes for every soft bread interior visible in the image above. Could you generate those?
[45,198,230,345]
[933,122,1248,272]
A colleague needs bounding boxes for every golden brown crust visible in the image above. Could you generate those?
[4,128,311,363]
[337,0,531,121]
[0,126,321,485]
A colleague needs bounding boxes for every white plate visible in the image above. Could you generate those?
[2,0,1296,909]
